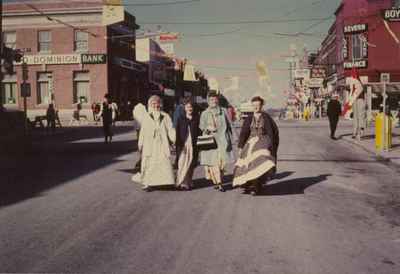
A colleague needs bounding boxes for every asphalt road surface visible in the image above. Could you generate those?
[1,120,400,274]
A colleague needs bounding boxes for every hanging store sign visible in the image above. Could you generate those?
[113,57,146,71]
[344,60,368,69]
[159,43,175,57]
[308,78,324,88]
[383,8,400,21]
[344,24,368,34]
[311,67,326,79]
[294,69,310,80]
[359,34,368,58]
[81,54,107,64]
[342,37,348,59]
[164,89,175,97]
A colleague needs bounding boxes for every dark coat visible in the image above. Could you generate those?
[176,114,200,166]
[327,99,342,119]
[238,112,279,158]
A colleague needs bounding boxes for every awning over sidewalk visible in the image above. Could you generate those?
[368,83,400,94]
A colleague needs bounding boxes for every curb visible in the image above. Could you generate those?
[341,136,400,170]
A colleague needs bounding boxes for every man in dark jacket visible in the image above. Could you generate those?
[327,94,342,140]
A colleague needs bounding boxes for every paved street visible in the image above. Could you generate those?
[1,120,400,274]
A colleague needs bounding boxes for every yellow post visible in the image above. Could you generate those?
[375,113,392,151]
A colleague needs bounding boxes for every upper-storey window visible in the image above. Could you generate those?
[38,30,51,53]
[3,32,16,49]
[74,31,89,52]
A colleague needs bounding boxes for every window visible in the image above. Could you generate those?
[1,74,17,105]
[38,31,51,53]
[73,72,90,104]
[3,32,16,49]
[352,34,362,60]
[37,72,52,104]
[74,31,89,52]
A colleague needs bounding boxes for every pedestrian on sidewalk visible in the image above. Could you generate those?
[352,91,367,140]
[46,103,57,134]
[327,94,342,140]
[136,95,176,192]
[233,96,279,196]
[199,92,233,192]
[175,97,200,191]
[100,94,114,143]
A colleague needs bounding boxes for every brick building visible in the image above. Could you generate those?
[2,0,144,119]
[314,0,400,108]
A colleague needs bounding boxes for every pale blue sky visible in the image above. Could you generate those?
[127,0,341,107]
[5,0,342,107]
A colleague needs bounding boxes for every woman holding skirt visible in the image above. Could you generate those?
[233,96,279,195]
[199,92,233,192]
[175,97,200,191]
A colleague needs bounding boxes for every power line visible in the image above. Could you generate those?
[283,0,329,17]
[183,28,241,37]
[138,16,334,25]
[24,3,99,37]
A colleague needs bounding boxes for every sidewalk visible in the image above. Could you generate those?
[340,122,400,168]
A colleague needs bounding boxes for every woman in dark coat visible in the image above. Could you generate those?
[175,97,200,190]
[233,96,279,195]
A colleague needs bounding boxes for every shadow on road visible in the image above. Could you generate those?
[279,158,378,163]
[1,126,137,208]
[259,174,332,196]
[273,171,295,180]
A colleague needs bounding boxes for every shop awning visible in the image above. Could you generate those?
[367,83,400,94]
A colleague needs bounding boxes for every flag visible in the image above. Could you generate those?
[208,77,219,92]
[256,61,269,88]
[224,76,240,92]
[183,64,197,81]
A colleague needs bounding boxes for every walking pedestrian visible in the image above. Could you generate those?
[176,97,200,191]
[46,103,56,134]
[100,94,114,143]
[352,91,367,140]
[327,94,342,140]
[233,96,279,196]
[137,95,176,192]
[199,92,233,192]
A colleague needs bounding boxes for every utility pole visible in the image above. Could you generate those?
[1,0,4,111]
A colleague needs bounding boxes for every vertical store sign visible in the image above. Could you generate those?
[359,33,368,58]
[342,37,348,60]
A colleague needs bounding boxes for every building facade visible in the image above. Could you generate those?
[2,0,142,119]
[315,0,400,108]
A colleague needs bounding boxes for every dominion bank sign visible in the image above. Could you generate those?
[19,54,107,65]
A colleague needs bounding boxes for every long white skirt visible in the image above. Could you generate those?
[141,139,175,187]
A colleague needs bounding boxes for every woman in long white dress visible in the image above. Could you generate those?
[135,95,176,191]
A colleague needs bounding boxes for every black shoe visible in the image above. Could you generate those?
[217,184,225,192]
[242,188,251,194]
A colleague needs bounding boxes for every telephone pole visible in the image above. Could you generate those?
[1,0,4,111]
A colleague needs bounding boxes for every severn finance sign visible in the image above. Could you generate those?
[19,54,107,65]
